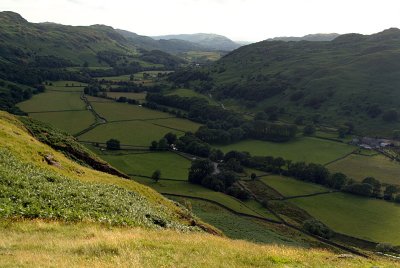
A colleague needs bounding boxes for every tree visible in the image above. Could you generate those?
[250,173,257,180]
[130,74,134,81]
[362,177,381,197]
[188,160,214,184]
[149,140,158,151]
[106,139,120,150]
[343,183,373,197]
[393,130,400,140]
[328,173,348,190]
[382,109,398,122]
[254,111,267,120]
[164,132,177,145]
[303,124,316,136]
[151,170,161,183]
[158,138,168,150]
[338,127,347,138]
[384,185,399,200]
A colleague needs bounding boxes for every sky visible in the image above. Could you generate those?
[1,0,400,42]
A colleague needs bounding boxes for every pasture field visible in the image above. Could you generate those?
[166,88,218,105]
[96,150,191,180]
[99,74,132,82]
[327,154,400,185]
[91,102,172,121]
[29,111,96,135]
[261,175,330,197]
[106,92,147,101]
[289,192,400,245]
[148,117,202,132]
[216,137,355,164]
[133,177,262,217]
[182,51,222,62]
[170,197,308,246]
[17,91,85,112]
[77,121,182,146]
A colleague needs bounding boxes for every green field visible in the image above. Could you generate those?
[29,111,96,135]
[17,84,95,134]
[166,88,218,105]
[261,175,330,197]
[96,150,191,180]
[216,137,355,164]
[18,91,85,112]
[327,154,400,185]
[98,75,132,82]
[133,177,262,217]
[106,92,147,101]
[78,121,182,146]
[170,197,307,246]
[290,192,400,245]
[91,102,172,121]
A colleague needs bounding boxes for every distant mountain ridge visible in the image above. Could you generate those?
[152,33,241,51]
[116,29,208,54]
[268,33,341,42]
[178,28,400,136]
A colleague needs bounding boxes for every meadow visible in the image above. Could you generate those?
[17,83,96,134]
[96,150,191,180]
[77,121,182,146]
[261,175,330,197]
[106,92,147,101]
[133,177,263,217]
[216,137,355,164]
[290,192,400,245]
[28,111,96,135]
[90,101,173,121]
[327,154,400,185]
[166,88,219,105]
[17,91,85,112]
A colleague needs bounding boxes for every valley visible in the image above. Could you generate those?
[1,9,400,266]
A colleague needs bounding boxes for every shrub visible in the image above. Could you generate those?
[303,219,333,239]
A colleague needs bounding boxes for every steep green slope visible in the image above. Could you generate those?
[117,29,206,54]
[0,111,218,233]
[179,28,400,136]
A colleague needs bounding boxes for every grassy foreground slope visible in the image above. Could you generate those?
[0,220,397,268]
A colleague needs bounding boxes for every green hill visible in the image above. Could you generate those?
[176,28,400,136]
[0,11,184,113]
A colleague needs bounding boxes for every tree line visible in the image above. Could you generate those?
[146,93,297,144]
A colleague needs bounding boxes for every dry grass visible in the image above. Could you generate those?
[0,220,397,268]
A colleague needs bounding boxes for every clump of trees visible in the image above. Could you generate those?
[106,139,120,150]
[303,219,333,239]
[188,159,250,201]
[221,150,400,202]
[146,93,297,144]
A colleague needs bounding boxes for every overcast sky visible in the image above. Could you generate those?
[1,0,400,42]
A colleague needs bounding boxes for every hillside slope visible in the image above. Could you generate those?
[196,28,400,136]
[117,29,206,54]
[0,111,216,232]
